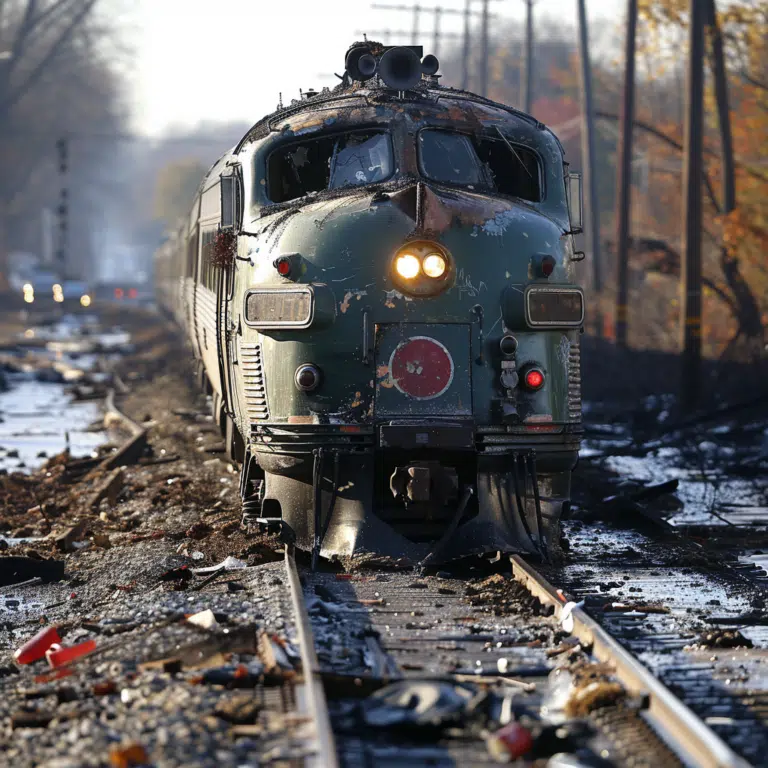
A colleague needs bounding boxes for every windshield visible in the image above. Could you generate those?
[418,128,542,202]
[267,130,393,203]
[418,131,484,185]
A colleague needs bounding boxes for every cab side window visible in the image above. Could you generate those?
[475,138,541,202]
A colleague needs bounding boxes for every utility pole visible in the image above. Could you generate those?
[614,0,638,348]
[370,3,492,89]
[479,0,490,96]
[522,0,534,113]
[433,6,442,56]
[576,0,602,310]
[680,0,705,405]
[411,2,421,43]
[461,0,471,89]
[56,137,69,277]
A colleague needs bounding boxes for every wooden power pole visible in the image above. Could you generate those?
[522,0,534,113]
[615,0,638,347]
[576,0,602,305]
[680,0,706,405]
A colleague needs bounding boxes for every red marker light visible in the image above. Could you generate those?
[275,257,291,277]
[128,288,138,299]
[524,368,545,390]
[114,287,124,299]
[541,257,555,277]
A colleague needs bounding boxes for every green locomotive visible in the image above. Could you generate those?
[155,42,585,564]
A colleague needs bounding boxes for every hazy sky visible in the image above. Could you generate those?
[131,0,622,136]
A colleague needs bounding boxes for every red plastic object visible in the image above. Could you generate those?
[46,638,97,668]
[14,626,61,665]
[492,722,533,759]
[524,369,545,390]
[275,257,291,276]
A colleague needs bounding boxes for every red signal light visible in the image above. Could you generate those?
[128,288,138,299]
[541,256,556,277]
[524,368,545,390]
[275,257,292,277]
[114,288,124,299]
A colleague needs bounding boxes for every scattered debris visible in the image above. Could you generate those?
[359,680,480,731]
[187,609,218,630]
[486,722,534,761]
[109,742,149,768]
[46,638,97,668]
[14,626,62,665]
[696,629,754,649]
[0,555,65,586]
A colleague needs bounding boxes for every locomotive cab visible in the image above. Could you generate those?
[161,42,585,565]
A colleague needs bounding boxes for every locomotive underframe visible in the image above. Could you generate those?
[248,422,579,562]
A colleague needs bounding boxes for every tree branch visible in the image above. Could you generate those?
[595,111,768,186]
[1,0,99,118]
[740,70,768,93]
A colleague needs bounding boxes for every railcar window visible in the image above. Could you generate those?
[475,138,541,202]
[418,130,483,185]
[267,130,393,203]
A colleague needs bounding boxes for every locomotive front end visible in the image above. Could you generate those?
[227,45,584,564]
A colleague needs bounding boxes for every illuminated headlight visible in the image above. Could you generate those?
[22,283,33,292]
[395,253,420,279]
[422,253,446,278]
[80,294,91,307]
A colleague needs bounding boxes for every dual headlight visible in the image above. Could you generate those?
[395,251,447,280]
[391,242,452,297]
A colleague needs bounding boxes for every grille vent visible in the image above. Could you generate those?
[239,342,269,422]
[568,339,582,422]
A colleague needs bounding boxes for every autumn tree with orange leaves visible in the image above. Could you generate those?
[635,0,767,360]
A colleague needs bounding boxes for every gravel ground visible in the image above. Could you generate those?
[0,311,316,768]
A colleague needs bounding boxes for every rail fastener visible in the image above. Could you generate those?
[510,555,752,768]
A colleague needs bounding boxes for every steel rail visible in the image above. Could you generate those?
[285,547,339,768]
[510,555,751,768]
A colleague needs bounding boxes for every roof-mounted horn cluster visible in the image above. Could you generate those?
[345,43,440,90]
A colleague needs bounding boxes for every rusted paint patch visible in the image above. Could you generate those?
[384,289,412,308]
[340,289,367,313]
[421,186,453,233]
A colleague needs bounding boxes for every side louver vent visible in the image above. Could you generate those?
[568,339,582,422]
[239,342,269,422]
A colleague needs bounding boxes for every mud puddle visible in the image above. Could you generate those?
[0,314,130,473]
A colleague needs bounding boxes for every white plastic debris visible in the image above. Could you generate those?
[186,609,218,629]
[191,556,247,574]
[559,601,584,634]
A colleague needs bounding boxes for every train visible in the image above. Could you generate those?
[155,42,585,565]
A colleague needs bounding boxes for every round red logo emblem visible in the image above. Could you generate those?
[388,336,454,400]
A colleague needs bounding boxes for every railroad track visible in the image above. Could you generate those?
[289,547,756,767]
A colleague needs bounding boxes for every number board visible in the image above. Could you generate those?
[245,288,313,328]
[526,287,584,328]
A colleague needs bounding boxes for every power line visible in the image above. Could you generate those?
[369,2,500,94]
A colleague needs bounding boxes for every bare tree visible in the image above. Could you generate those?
[0,0,119,287]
